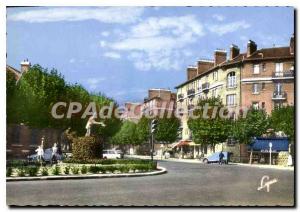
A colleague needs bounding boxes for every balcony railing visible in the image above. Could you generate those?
[202,82,210,92]
[272,71,294,78]
[187,89,195,97]
[272,91,287,100]
[226,83,237,89]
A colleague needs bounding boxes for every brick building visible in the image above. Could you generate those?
[142,89,176,117]
[175,35,295,157]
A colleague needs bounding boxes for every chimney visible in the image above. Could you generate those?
[20,59,31,73]
[290,34,294,55]
[247,40,257,57]
[214,50,227,66]
[187,66,198,81]
[230,44,240,60]
[197,60,214,75]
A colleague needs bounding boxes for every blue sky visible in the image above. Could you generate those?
[7,7,294,105]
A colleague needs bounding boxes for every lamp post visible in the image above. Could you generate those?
[269,142,273,165]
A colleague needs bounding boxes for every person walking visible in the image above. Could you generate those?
[35,145,44,164]
[219,151,224,165]
[51,143,58,164]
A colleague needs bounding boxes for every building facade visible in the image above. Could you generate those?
[175,36,295,151]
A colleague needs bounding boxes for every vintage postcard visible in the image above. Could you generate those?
[5,5,295,207]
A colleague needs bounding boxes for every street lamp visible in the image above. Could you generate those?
[269,142,273,165]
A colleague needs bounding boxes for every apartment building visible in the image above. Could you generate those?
[240,37,294,113]
[175,35,295,141]
[121,102,142,123]
[122,88,177,123]
[142,89,176,117]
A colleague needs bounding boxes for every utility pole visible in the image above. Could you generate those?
[269,142,273,165]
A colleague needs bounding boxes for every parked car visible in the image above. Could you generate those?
[27,148,63,163]
[202,151,231,164]
[114,149,124,158]
[102,149,122,159]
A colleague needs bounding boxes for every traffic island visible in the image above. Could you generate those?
[6,159,167,181]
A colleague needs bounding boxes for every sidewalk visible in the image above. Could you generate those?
[126,155,294,171]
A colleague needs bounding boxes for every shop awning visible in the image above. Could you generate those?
[188,141,201,146]
[171,140,192,148]
[248,137,289,153]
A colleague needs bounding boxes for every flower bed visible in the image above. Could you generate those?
[6,159,157,178]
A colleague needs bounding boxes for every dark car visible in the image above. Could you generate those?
[27,148,63,163]
[202,151,231,164]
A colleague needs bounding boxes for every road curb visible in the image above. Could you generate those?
[6,166,167,182]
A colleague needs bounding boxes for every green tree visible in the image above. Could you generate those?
[155,115,181,143]
[232,108,270,144]
[269,105,294,143]
[135,116,150,144]
[6,71,17,123]
[187,97,231,148]
[111,121,139,145]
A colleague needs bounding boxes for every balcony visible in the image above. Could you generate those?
[272,71,294,79]
[177,93,184,102]
[226,83,237,89]
[187,89,195,97]
[202,82,210,92]
[272,91,287,100]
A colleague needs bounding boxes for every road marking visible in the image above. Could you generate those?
[257,175,278,192]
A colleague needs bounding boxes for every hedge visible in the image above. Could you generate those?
[72,136,102,160]
[63,158,156,165]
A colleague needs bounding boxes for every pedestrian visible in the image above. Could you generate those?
[35,145,44,164]
[287,154,293,166]
[51,143,58,164]
[219,151,224,165]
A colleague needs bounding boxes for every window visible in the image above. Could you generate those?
[226,94,236,106]
[262,102,265,109]
[275,63,284,77]
[212,88,217,98]
[227,72,236,88]
[275,83,282,94]
[261,82,265,90]
[213,71,218,80]
[252,83,260,94]
[253,64,260,74]
[252,102,259,110]
[262,63,266,72]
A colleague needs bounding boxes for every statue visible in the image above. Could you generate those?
[85,112,105,137]
[51,143,58,164]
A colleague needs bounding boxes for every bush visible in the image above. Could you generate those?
[71,166,79,175]
[41,167,48,176]
[26,166,39,176]
[17,168,26,177]
[52,165,61,175]
[6,167,12,177]
[64,166,71,174]
[81,165,88,174]
[72,136,102,160]
[89,166,100,174]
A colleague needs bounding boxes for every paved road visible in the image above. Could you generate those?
[7,161,294,206]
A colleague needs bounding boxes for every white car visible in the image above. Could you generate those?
[102,149,122,159]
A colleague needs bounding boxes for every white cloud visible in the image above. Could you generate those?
[86,77,106,90]
[212,14,225,21]
[100,40,107,47]
[69,58,75,63]
[209,20,251,36]
[103,15,204,71]
[8,7,144,24]
[103,51,121,59]
[101,31,110,37]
